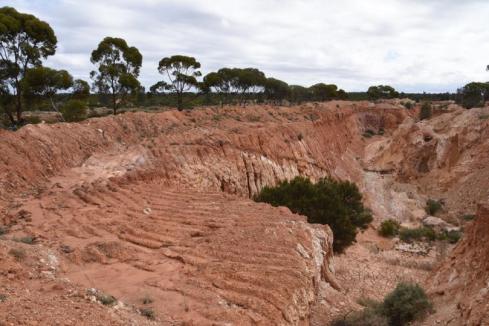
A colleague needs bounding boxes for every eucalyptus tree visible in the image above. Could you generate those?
[0,6,57,123]
[264,77,289,104]
[457,82,489,109]
[202,68,239,105]
[235,68,266,104]
[90,37,142,114]
[289,85,310,104]
[367,85,399,100]
[156,55,201,110]
[310,83,339,101]
[72,79,90,100]
[22,66,73,115]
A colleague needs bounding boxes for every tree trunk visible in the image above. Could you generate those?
[112,93,117,115]
[177,93,183,111]
[15,88,22,123]
[2,105,16,126]
[49,97,65,122]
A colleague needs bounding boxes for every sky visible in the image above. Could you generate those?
[4,0,489,93]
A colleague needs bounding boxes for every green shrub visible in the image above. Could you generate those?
[212,114,223,121]
[140,307,155,319]
[462,214,476,221]
[0,226,7,235]
[419,102,432,120]
[14,236,36,245]
[437,230,462,244]
[379,219,401,237]
[399,227,436,243]
[332,283,431,326]
[382,283,432,326]
[0,294,7,302]
[24,116,42,125]
[97,293,117,306]
[331,308,388,326]
[425,199,443,216]
[363,129,375,138]
[61,100,87,122]
[254,176,372,252]
[403,102,413,110]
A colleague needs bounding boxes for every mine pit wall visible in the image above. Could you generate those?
[0,104,410,324]
[426,202,489,325]
[0,103,409,239]
[367,107,489,218]
[0,104,410,211]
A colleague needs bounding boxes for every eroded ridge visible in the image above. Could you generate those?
[16,177,334,325]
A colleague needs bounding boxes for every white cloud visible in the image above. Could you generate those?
[4,0,489,92]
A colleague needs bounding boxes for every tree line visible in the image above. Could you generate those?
[0,7,355,126]
[3,6,486,128]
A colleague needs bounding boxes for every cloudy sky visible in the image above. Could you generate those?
[4,0,489,92]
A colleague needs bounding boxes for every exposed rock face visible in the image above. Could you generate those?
[426,203,489,326]
[422,216,459,232]
[0,103,410,325]
[0,103,409,204]
[366,107,489,220]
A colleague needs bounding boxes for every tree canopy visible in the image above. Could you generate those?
[90,36,142,114]
[0,6,57,123]
[310,83,340,101]
[367,85,399,100]
[72,79,90,100]
[22,66,73,114]
[288,85,310,104]
[202,67,266,105]
[457,82,489,109]
[264,77,289,103]
[155,55,201,110]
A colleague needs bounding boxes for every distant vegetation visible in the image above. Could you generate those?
[378,217,461,244]
[367,85,399,100]
[419,102,433,120]
[425,199,443,216]
[378,219,401,237]
[1,5,488,129]
[456,82,489,109]
[332,282,432,326]
[254,176,372,253]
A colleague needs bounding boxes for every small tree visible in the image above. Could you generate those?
[156,55,201,110]
[419,102,432,120]
[90,37,142,114]
[254,176,372,253]
[456,82,489,109]
[0,7,57,124]
[367,85,399,100]
[72,79,90,100]
[22,66,73,115]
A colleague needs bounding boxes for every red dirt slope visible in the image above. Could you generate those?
[0,102,410,325]
[425,203,489,325]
